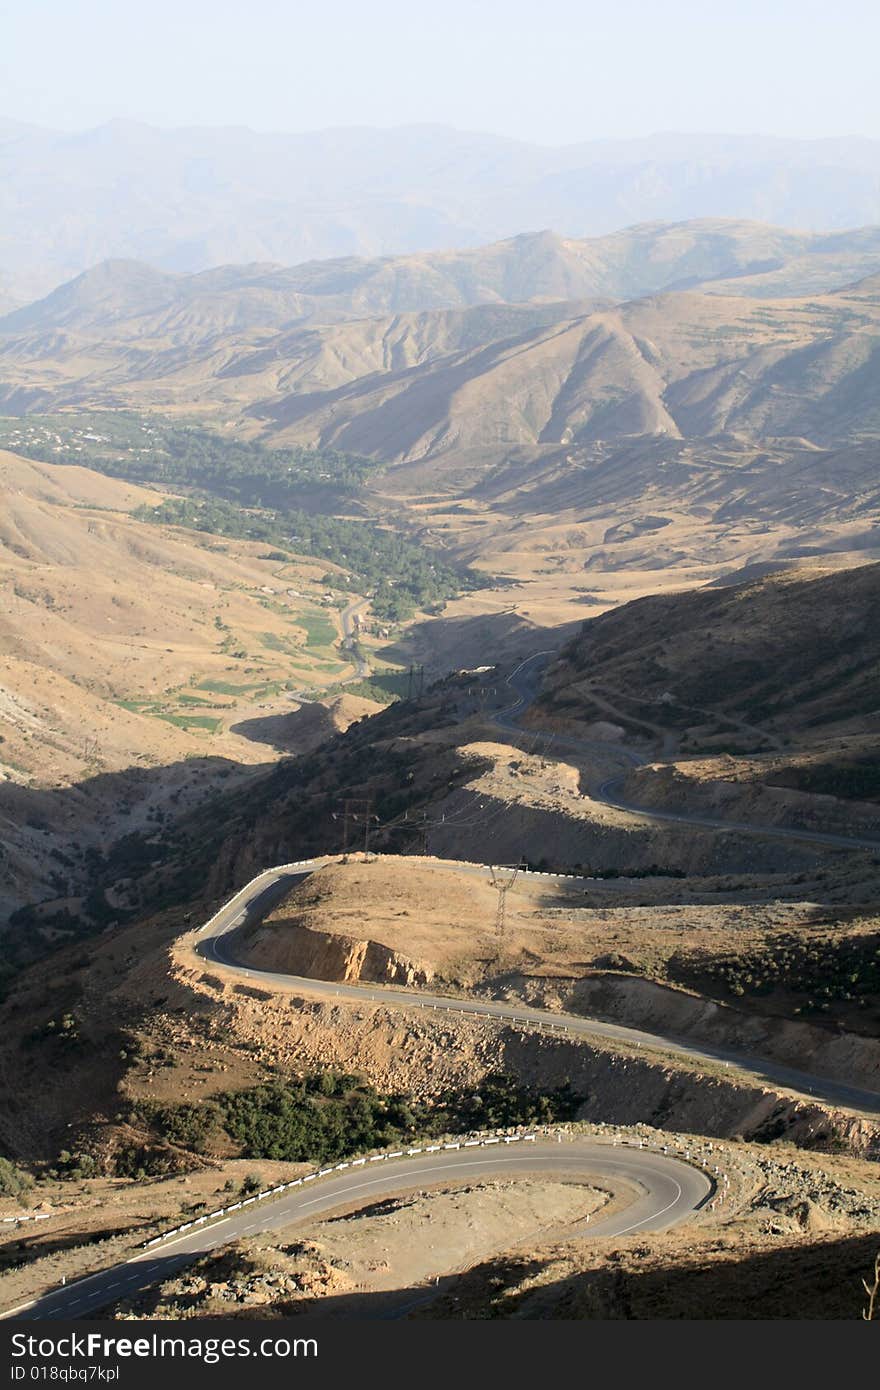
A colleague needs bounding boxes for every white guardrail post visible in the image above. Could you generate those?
[140,1129,540,1248]
[136,1123,725,1251]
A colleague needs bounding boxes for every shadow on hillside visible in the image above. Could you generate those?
[229,707,333,752]
[527,876,862,911]
[168,1229,879,1320]
[0,752,277,936]
[0,1225,135,1272]
[21,1226,880,1320]
[375,609,581,677]
[4,731,874,946]
[0,753,254,842]
[464,1234,878,1317]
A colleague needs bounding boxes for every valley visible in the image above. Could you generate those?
[1,208,879,1325]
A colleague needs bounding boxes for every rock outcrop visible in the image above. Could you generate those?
[240,919,432,988]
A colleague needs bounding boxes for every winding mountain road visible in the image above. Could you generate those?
[5,647,879,1322]
[193,859,880,1116]
[339,598,371,680]
[2,1141,710,1320]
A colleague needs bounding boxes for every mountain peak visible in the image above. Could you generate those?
[0,258,178,335]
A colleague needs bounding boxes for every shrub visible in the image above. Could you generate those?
[669,932,880,1009]
[55,1150,99,1180]
[0,1156,33,1200]
[134,1071,582,1165]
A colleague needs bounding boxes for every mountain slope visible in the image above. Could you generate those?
[259,279,880,463]
[3,267,879,459]
[535,562,880,738]
[2,265,879,549]
[5,219,880,342]
[2,216,879,432]
[0,451,375,922]
[0,294,599,417]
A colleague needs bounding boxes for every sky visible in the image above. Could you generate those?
[4,0,880,145]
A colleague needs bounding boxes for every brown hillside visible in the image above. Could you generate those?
[2,222,879,471]
[0,451,365,920]
[259,283,880,465]
[535,561,880,741]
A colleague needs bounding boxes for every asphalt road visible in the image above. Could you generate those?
[339,598,371,680]
[195,862,880,1115]
[3,1141,710,1321]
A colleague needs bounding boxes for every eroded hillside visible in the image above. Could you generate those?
[0,449,384,933]
[531,561,880,763]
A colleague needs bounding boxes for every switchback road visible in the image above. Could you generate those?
[6,649,877,1321]
[194,860,880,1116]
[2,1140,710,1320]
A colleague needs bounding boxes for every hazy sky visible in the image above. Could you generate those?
[4,0,880,144]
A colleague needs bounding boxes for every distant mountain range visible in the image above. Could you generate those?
[1,216,878,572]
[5,219,880,339]
[2,119,880,300]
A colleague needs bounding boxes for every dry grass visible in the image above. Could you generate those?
[243,854,870,998]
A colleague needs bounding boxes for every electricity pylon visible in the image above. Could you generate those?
[489,862,524,936]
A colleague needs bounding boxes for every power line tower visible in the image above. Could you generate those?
[406,664,425,700]
[489,862,524,937]
[338,797,374,857]
[362,799,377,857]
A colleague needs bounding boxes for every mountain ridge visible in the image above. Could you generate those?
[5,219,880,340]
[252,279,880,469]
[3,119,880,299]
[1,220,879,462]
